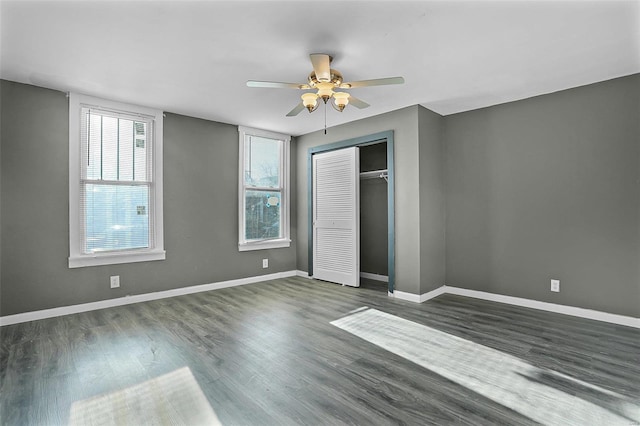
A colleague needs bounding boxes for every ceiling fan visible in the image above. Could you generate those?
[247,53,405,117]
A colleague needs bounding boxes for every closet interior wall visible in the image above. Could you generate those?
[359,142,388,278]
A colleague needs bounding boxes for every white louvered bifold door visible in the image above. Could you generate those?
[312,147,360,287]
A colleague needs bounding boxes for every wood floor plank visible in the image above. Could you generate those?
[1,277,639,425]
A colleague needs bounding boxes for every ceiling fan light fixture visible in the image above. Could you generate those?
[332,92,350,112]
[247,53,403,117]
[301,92,319,112]
[316,82,334,103]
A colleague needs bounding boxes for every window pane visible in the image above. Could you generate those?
[244,136,280,187]
[84,184,150,253]
[244,190,281,240]
[84,113,150,183]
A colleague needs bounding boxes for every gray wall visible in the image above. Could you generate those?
[0,80,297,316]
[360,143,388,276]
[295,106,423,295]
[418,106,446,295]
[444,74,640,317]
[0,81,3,296]
[3,74,638,318]
[360,178,388,275]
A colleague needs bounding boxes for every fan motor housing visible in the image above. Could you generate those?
[308,69,343,87]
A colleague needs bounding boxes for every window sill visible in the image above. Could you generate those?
[69,249,166,268]
[238,239,291,252]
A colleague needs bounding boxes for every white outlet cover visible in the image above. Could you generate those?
[550,279,560,292]
[262,259,268,268]
[110,275,120,288]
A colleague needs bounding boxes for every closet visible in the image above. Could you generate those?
[309,131,395,293]
[359,142,389,287]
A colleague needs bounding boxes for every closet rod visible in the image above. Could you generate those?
[360,169,388,181]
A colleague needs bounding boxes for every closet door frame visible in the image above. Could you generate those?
[307,130,395,294]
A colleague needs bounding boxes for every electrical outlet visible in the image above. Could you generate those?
[262,259,268,269]
[110,275,120,289]
[550,279,560,292]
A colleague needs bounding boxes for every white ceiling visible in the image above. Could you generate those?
[2,1,639,136]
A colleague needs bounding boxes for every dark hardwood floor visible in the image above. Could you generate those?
[1,276,639,425]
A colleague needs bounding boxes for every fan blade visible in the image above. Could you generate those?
[286,102,306,117]
[310,53,331,82]
[247,80,310,89]
[340,76,405,89]
[348,95,370,109]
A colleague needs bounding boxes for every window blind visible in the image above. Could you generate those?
[80,107,154,253]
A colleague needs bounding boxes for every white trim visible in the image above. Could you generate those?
[360,272,389,282]
[238,125,291,142]
[0,271,297,326]
[238,126,291,252]
[69,249,166,268]
[420,286,448,302]
[68,93,165,268]
[390,285,640,329]
[69,94,81,262]
[392,290,422,303]
[442,286,640,329]
[238,238,291,252]
[393,286,447,303]
[5,275,636,329]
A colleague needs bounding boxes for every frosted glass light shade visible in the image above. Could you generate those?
[301,93,318,108]
[333,92,349,111]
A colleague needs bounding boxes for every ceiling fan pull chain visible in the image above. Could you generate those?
[324,102,327,135]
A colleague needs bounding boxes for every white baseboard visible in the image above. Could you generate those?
[392,284,639,329]
[394,286,446,303]
[392,290,422,303]
[420,286,448,302]
[297,271,388,283]
[4,273,637,330]
[442,286,640,329]
[0,270,298,326]
[360,272,389,282]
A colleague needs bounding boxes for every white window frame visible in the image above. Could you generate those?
[238,126,291,251]
[69,93,165,268]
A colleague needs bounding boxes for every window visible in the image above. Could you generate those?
[69,93,165,268]
[238,126,290,251]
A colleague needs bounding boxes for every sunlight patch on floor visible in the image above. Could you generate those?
[69,367,221,426]
[331,308,639,425]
